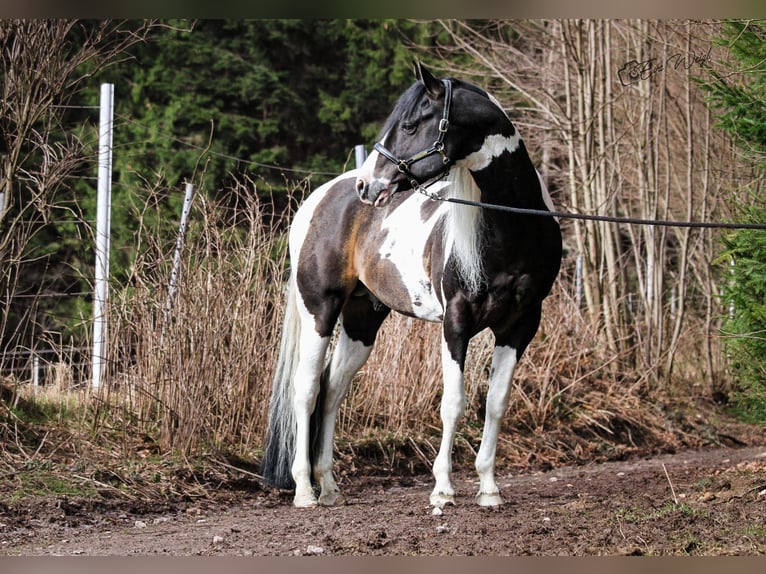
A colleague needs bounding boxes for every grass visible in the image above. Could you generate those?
[743,524,766,538]
[617,500,700,524]
[9,468,99,504]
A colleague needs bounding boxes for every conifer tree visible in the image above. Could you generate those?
[706,21,766,421]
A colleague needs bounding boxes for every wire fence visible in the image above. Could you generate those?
[0,96,348,391]
[2,89,762,392]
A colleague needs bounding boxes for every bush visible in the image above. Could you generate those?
[720,203,766,422]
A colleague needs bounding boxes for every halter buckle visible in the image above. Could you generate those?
[438,118,449,133]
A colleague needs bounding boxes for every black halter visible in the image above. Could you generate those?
[373,79,453,198]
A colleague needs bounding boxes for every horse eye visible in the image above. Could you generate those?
[401,121,417,134]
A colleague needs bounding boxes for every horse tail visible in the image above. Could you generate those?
[261,273,302,489]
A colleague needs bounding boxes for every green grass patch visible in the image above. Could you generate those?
[743,524,766,538]
[617,500,699,523]
[10,465,99,504]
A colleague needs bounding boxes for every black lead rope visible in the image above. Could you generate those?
[433,195,766,231]
[374,77,764,232]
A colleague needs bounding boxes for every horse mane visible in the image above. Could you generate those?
[442,167,486,294]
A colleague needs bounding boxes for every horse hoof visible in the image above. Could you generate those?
[476,492,504,507]
[319,491,345,507]
[430,492,456,508]
[293,493,319,508]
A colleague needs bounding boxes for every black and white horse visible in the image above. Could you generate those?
[261,62,562,507]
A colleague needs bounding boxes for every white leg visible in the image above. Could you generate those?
[291,319,331,508]
[430,337,466,507]
[475,345,517,506]
[314,327,373,506]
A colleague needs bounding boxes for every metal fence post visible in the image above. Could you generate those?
[92,83,114,390]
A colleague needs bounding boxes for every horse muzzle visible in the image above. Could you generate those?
[355,177,397,207]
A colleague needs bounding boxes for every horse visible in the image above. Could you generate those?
[261,61,562,508]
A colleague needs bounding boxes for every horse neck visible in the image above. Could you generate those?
[468,139,547,211]
[440,139,554,292]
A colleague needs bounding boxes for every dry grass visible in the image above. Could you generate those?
[1,178,721,477]
[102,180,289,458]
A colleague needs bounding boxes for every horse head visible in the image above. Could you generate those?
[355,60,515,207]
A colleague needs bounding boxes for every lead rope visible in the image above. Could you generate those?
[417,188,766,231]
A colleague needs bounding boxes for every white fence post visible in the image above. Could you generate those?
[166,182,195,305]
[354,144,367,169]
[575,253,583,310]
[92,83,114,390]
[32,352,39,394]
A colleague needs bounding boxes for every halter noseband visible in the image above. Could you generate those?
[373,78,453,199]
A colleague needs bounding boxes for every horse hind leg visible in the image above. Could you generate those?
[474,344,518,506]
[289,288,348,507]
[312,291,390,506]
[291,321,333,508]
[312,327,372,506]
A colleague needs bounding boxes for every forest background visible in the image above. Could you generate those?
[1,19,764,477]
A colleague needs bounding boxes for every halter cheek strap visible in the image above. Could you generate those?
[373,79,453,199]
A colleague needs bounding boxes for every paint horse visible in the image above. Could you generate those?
[261,62,562,508]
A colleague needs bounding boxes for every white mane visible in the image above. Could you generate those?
[442,167,486,294]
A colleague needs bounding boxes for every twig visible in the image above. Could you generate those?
[616,515,627,540]
[31,429,50,460]
[407,437,433,470]
[72,474,137,500]
[213,458,263,480]
[13,421,31,461]
[662,463,679,506]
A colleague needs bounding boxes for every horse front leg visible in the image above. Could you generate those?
[474,344,518,506]
[430,335,467,508]
[475,305,541,506]
[313,297,389,506]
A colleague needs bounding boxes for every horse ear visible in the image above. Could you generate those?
[414,60,444,100]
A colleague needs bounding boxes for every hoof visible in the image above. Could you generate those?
[318,491,346,507]
[293,493,318,508]
[430,491,456,508]
[476,491,504,507]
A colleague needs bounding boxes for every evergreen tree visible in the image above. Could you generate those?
[102,20,422,193]
[2,19,439,355]
[706,21,766,421]
[91,19,427,284]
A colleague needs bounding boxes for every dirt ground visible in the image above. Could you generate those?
[2,442,766,556]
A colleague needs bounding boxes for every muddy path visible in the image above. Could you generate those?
[2,445,765,556]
